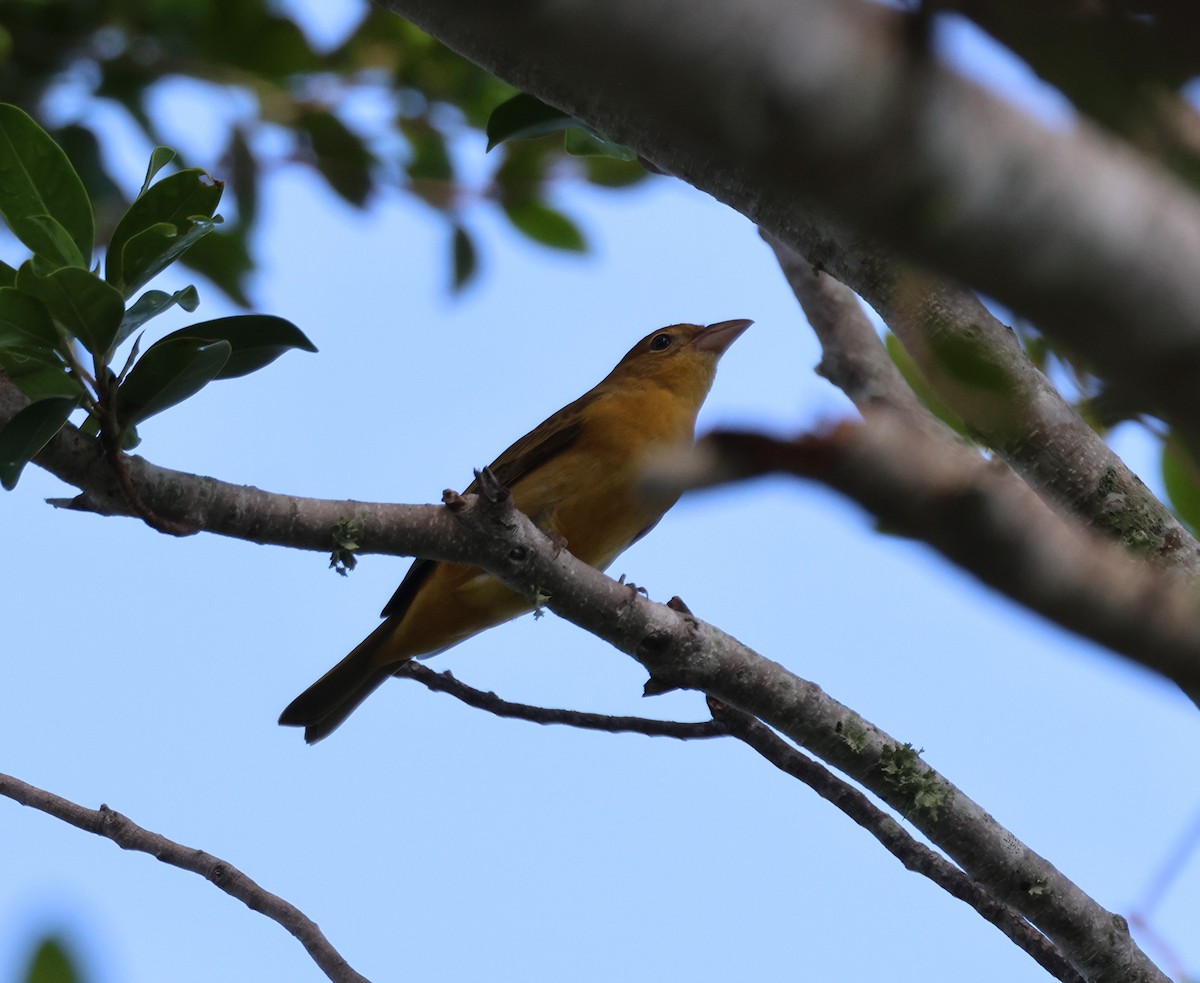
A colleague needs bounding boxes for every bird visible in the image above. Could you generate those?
[279,319,751,742]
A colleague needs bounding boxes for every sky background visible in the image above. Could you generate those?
[2,5,1198,982]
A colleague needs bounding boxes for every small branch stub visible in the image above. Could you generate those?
[474,465,508,504]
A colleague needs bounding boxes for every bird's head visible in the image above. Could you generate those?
[605,319,752,398]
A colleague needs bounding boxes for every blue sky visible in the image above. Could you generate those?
[2,5,1198,982]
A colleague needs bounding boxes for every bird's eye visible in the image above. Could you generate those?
[649,333,673,352]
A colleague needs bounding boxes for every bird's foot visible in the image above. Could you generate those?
[545,528,569,556]
[617,572,649,598]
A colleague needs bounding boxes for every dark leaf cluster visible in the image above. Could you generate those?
[0,0,650,299]
[0,106,315,489]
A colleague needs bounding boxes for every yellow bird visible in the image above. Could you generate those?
[280,319,751,742]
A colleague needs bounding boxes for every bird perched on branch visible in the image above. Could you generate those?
[280,319,751,742]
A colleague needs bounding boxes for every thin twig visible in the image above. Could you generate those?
[97,426,198,536]
[399,664,1083,982]
[0,771,369,983]
[759,229,935,422]
[397,662,727,739]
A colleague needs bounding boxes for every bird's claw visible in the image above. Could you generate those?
[545,529,568,555]
[617,573,649,597]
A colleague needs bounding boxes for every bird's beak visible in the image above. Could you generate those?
[694,318,753,354]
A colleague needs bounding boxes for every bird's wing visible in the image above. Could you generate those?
[465,389,599,493]
[379,555,439,619]
[379,390,600,620]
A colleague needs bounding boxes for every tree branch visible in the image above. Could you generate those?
[758,232,935,422]
[0,371,448,559]
[380,0,1200,459]
[708,701,1087,983]
[422,472,1164,983]
[649,417,1200,703]
[398,663,1086,983]
[6,355,1176,980]
[0,771,369,983]
[0,364,1172,980]
[396,662,727,738]
[934,0,1200,166]
[763,223,1200,574]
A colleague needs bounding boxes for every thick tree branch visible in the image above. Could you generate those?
[425,472,1164,983]
[16,364,1199,704]
[651,417,1200,703]
[0,371,444,557]
[935,0,1200,165]
[380,0,1200,459]
[764,224,1200,574]
[0,772,368,983]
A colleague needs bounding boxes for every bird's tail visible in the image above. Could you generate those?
[278,618,407,743]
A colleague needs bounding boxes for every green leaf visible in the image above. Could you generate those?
[25,213,86,268]
[563,127,637,161]
[1162,432,1200,532]
[928,330,1015,393]
[0,287,56,349]
[403,120,453,182]
[296,110,374,208]
[106,167,223,295]
[212,7,321,78]
[78,411,139,448]
[0,394,79,489]
[53,124,125,240]
[493,141,551,204]
[486,93,573,151]
[1020,332,1050,372]
[116,285,200,348]
[153,314,316,379]
[0,347,80,399]
[139,146,177,198]
[451,224,477,292]
[116,337,231,429]
[0,259,15,287]
[502,200,586,252]
[0,103,94,265]
[21,936,83,983]
[884,332,969,437]
[227,127,258,225]
[16,262,125,357]
[582,154,651,188]
[117,217,221,300]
